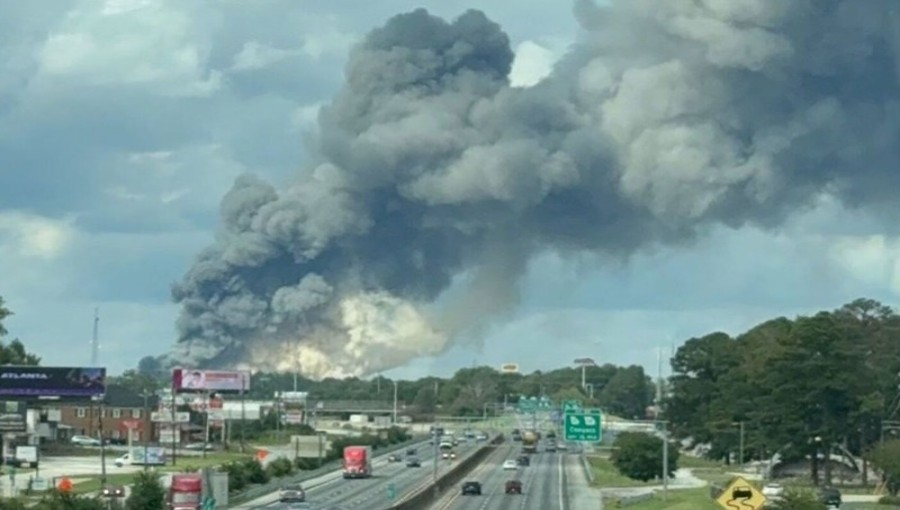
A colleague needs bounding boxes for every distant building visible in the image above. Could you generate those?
[52,385,160,443]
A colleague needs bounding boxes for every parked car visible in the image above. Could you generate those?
[817,487,841,508]
[70,435,101,447]
[278,484,306,503]
[461,481,482,496]
[502,459,518,470]
[761,483,784,501]
[183,442,214,451]
[505,480,523,494]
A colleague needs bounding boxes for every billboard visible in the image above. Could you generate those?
[172,369,250,393]
[0,366,105,398]
[0,401,26,432]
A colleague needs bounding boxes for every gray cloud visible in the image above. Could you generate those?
[171,1,900,378]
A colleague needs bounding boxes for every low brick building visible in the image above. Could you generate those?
[55,385,159,443]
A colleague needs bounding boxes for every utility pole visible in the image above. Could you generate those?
[91,308,100,367]
[142,390,151,472]
[662,420,669,501]
[98,398,107,486]
[240,374,247,454]
[392,381,398,425]
[574,358,596,392]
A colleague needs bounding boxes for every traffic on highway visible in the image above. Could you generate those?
[240,432,493,509]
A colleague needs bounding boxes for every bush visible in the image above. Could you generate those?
[766,490,826,510]
[221,461,249,492]
[242,458,269,484]
[294,457,321,470]
[0,499,28,510]
[32,490,115,510]
[610,431,679,482]
[126,471,165,510]
[266,457,294,478]
[880,495,900,505]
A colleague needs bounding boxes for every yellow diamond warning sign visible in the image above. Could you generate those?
[715,476,767,510]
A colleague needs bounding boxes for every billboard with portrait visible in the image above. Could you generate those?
[172,369,251,393]
[0,366,105,399]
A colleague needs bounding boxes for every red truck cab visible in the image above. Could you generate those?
[167,474,203,510]
[342,446,372,479]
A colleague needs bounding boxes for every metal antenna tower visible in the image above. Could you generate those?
[91,307,100,366]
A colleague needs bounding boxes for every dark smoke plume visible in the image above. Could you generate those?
[169,1,900,378]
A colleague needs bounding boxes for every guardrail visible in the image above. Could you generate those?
[580,451,595,485]
[387,434,505,510]
[229,435,426,506]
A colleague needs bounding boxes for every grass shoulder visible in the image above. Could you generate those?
[604,487,720,510]
[588,455,656,488]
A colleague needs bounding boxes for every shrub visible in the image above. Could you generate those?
[242,458,269,484]
[126,471,165,510]
[610,431,679,482]
[266,457,294,478]
[221,461,248,492]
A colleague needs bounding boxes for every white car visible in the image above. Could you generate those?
[762,483,784,500]
[502,459,518,470]
[70,435,101,447]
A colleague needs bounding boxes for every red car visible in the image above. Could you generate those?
[505,480,523,494]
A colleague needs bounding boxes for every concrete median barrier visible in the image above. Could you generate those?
[388,434,505,510]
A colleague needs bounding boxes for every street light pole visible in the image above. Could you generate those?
[574,358,596,392]
[142,390,150,472]
[392,381,398,425]
[662,421,669,501]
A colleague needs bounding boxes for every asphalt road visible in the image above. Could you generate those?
[428,442,601,510]
[239,436,490,510]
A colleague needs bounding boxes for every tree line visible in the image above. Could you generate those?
[666,298,900,486]
[125,363,654,421]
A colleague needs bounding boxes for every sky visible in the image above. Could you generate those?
[1,0,899,380]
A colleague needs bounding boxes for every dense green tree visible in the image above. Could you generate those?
[867,439,900,495]
[0,298,40,365]
[599,365,651,419]
[665,298,900,487]
[666,332,741,448]
[610,431,678,481]
[125,471,166,510]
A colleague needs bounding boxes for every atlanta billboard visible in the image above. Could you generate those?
[172,369,251,393]
[0,366,106,398]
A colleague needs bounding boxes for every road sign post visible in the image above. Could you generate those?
[563,409,602,442]
[387,483,396,501]
[715,476,767,510]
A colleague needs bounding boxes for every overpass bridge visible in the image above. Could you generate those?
[311,399,407,414]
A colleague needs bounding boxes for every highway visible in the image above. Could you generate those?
[428,442,586,510]
[239,435,490,509]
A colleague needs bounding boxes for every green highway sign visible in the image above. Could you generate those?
[564,409,602,442]
[562,400,583,412]
[517,395,553,412]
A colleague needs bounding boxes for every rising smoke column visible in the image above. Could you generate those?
[170,1,900,378]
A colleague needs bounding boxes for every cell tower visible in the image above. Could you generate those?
[91,308,100,366]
